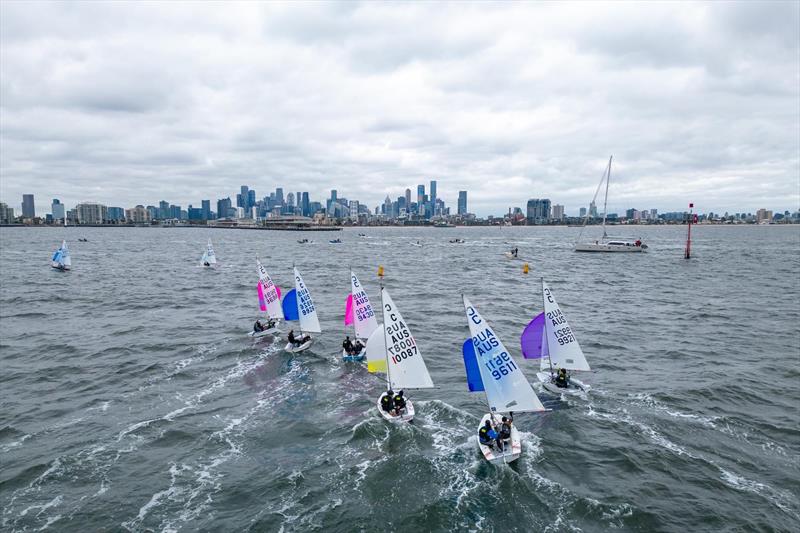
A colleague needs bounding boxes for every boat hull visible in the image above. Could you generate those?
[536,371,590,395]
[285,338,313,353]
[477,413,521,464]
[503,252,522,260]
[574,243,646,252]
[248,325,280,338]
[341,348,365,362]
[377,392,415,422]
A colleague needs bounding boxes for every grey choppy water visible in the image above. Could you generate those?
[1,225,798,532]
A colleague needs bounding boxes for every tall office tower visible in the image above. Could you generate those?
[201,199,211,220]
[458,191,467,215]
[302,192,310,216]
[275,188,284,205]
[552,204,565,220]
[417,185,425,206]
[589,200,598,218]
[248,190,256,210]
[22,194,35,218]
[405,188,411,209]
[579,207,587,218]
[286,192,295,208]
[51,199,65,221]
[217,197,232,219]
[330,189,337,201]
[430,180,437,208]
[158,200,170,220]
[526,199,552,224]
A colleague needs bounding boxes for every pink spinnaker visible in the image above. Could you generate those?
[344,294,354,325]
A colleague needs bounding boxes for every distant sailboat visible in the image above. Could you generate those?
[201,239,217,266]
[51,240,71,271]
[249,257,282,338]
[574,156,647,252]
[463,296,545,464]
[342,271,379,362]
[365,287,434,422]
[521,280,591,394]
[281,267,321,353]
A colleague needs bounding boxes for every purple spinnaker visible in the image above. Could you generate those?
[521,312,548,359]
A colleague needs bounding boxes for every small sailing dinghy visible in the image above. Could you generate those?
[365,288,434,423]
[462,296,546,464]
[51,240,71,271]
[281,267,321,353]
[249,257,283,338]
[201,239,217,266]
[521,280,591,395]
[341,271,379,362]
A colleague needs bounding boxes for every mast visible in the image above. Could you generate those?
[541,278,554,376]
[685,202,694,259]
[380,286,392,390]
[601,155,611,239]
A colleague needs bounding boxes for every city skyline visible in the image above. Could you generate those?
[1,3,798,215]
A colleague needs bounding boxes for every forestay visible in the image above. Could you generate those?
[294,267,321,333]
[541,280,590,372]
[381,288,434,390]
[463,296,545,413]
[257,258,283,319]
[350,271,379,340]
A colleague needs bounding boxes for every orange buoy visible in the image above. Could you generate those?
[523,263,529,274]
[378,265,385,277]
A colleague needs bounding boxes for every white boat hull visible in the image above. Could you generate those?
[285,337,313,353]
[377,392,415,423]
[536,371,590,395]
[574,242,646,252]
[248,325,280,338]
[51,264,70,271]
[477,413,521,464]
[503,252,521,260]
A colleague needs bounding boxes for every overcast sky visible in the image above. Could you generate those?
[1,1,798,216]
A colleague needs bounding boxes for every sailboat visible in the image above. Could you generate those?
[574,156,647,252]
[521,280,591,395]
[342,271,379,362]
[364,287,434,422]
[281,267,321,353]
[462,296,546,464]
[201,238,217,266]
[249,257,283,338]
[51,240,71,271]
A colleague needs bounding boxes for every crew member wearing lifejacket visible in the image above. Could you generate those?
[353,339,364,354]
[342,336,354,355]
[381,390,395,413]
[393,390,406,415]
[254,320,265,333]
[635,239,642,247]
[555,368,569,388]
[497,415,513,451]
[478,419,498,449]
[288,329,308,347]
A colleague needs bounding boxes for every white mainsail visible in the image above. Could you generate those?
[381,288,434,389]
[202,239,217,265]
[294,267,321,333]
[257,257,282,319]
[541,280,590,372]
[463,296,545,413]
[52,240,71,269]
[351,271,379,340]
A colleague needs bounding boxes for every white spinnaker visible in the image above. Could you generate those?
[257,258,282,319]
[205,239,217,264]
[381,288,434,389]
[351,271,379,340]
[542,280,590,372]
[463,296,545,413]
[294,267,321,333]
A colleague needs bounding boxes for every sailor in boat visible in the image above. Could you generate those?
[478,419,499,449]
[381,389,395,414]
[288,329,310,347]
[392,390,407,416]
[203,261,210,266]
[496,415,513,451]
[635,239,642,247]
[342,336,355,355]
[352,338,364,355]
[554,368,570,388]
[254,319,265,333]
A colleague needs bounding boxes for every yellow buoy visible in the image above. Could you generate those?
[378,265,385,277]
[523,263,529,274]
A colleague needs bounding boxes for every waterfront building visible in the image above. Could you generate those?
[579,207,587,218]
[76,202,108,224]
[0,202,14,224]
[107,207,125,221]
[405,189,411,210]
[589,200,598,218]
[201,200,212,220]
[552,204,565,220]
[458,191,467,215]
[217,197,232,219]
[125,205,151,224]
[22,194,35,218]
[51,199,65,221]
[526,198,551,224]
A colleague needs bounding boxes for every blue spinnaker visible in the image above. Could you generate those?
[462,338,485,392]
[282,288,299,321]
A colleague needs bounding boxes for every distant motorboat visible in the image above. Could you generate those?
[449,238,465,244]
[329,238,342,244]
[297,238,313,244]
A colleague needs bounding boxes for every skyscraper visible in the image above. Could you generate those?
[248,189,256,210]
[589,200,598,218]
[552,204,565,220]
[429,180,437,207]
[405,188,411,209]
[458,191,467,215]
[22,194,35,218]
[286,192,295,208]
[526,199,551,224]
[201,200,211,220]
[217,197,232,219]
[275,188,284,205]
[417,185,425,207]
[302,192,310,216]
[51,199,65,221]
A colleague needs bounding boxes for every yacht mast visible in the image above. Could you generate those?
[602,155,611,239]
